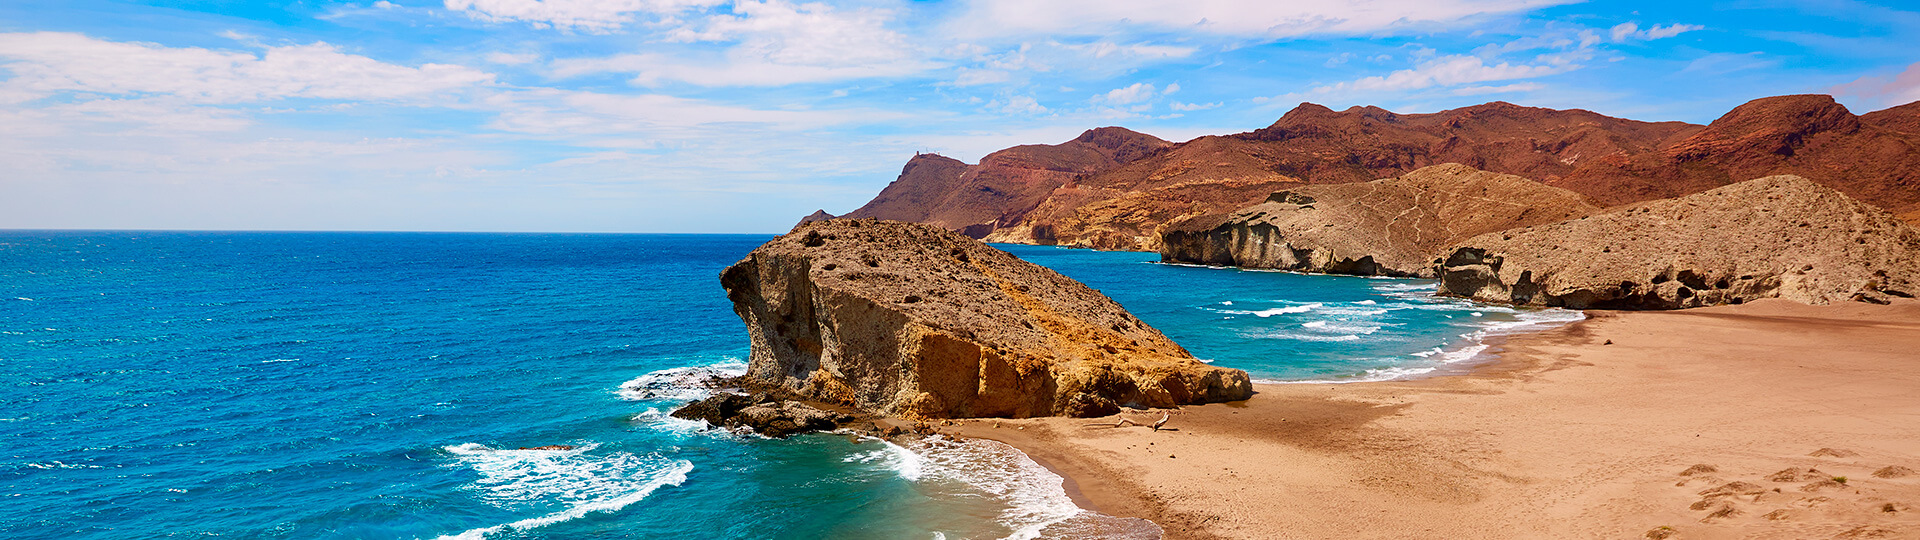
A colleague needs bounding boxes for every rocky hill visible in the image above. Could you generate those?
[841,95,1920,250]
[840,127,1171,237]
[1160,164,1601,277]
[720,219,1252,419]
[1436,175,1920,309]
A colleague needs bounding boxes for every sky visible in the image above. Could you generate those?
[2,0,1918,233]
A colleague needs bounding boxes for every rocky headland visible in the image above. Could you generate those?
[1437,174,1920,309]
[834,95,1920,251]
[1159,163,1601,277]
[714,218,1252,423]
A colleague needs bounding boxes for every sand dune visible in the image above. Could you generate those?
[949,298,1920,539]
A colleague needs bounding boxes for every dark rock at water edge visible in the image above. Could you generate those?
[671,391,854,438]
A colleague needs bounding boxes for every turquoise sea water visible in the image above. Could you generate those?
[1,232,1576,539]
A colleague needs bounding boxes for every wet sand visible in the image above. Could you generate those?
[949,298,1920,539]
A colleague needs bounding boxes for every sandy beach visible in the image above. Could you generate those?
[951,299,1920,539]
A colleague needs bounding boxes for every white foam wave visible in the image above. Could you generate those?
[903,437,1162,540]
[436,443,693,540]
[1371,282,1438,292]
[1215,302,1320,317]
[1301,320,1381,335]
[616,359,747,401]
[628,407,724,437]
[1239,330,1361,342]
[23,460,102,469]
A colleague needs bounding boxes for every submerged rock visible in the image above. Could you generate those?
[1437,174,1920,308]
[719,219,1252,418]
[1159,164,1600,277]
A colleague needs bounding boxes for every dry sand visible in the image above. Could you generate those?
[948,298,1920,539]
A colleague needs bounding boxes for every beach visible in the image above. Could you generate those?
[953,298,1920,539]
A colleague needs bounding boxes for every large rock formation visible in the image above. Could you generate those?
[720,219,1252,418]
[1437,175,1920,309]
[1159,164,1601,277]
[843,95,1920,251]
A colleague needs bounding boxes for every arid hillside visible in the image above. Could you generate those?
[845,95,1920,250]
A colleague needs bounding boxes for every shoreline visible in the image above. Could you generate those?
[947,298,1920,539]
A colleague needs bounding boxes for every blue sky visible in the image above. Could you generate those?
[2,0,1917,233]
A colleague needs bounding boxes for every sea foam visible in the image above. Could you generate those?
[435,443,694,539]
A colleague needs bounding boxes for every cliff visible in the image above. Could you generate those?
[1436,175,1920,309]
[1160,164,1601,277]
[719,219,1252,419]
[848,95,1920,251]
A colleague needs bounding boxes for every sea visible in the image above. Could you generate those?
[0,231,1581,539]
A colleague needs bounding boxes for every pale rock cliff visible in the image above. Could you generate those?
[720,219,1252,418]
[1159,164,1602,277]
[1437,175,1920,308]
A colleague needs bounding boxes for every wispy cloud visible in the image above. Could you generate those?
[1610,22,1703,42]
[946,0,1577,39]
[443,0,725,33]
[0,32,494,104]
[1831,61,1920,111]
[1315,54,1571,93]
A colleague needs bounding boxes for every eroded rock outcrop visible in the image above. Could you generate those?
[720,219,1252,418]
[1159,164,1601,277]
[670,391,853,438]
[1437,175,1920,309]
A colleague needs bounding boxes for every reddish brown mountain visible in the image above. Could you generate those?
[840,127,1171,237]
[1557,95,1920,220]
[844,94,1920,250]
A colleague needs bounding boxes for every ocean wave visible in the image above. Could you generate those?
[1300,320,1382,335]
[904,436,1161,540]
[1238,330,1362,342]
[615,358,747,402]
[435,443,693,539]
[1213,302,1320,317]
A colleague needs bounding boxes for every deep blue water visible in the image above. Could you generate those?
[1,232,1574,539]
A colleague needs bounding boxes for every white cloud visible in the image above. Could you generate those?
[486,51,541,64]
[1315,54,1571,93]
[677,1,909,66]
[948,0,1572,40]
[951,68,1011,86]
[1163,83,1180,95]
[1169,101,1221,111]
[482,88,906,140]
[1059,41,1197,60]
[548,0,934,86]
[1610,22,1703,42]
[443,0,724,33]
[1451,82,1545,95]
[552,52,932,86]
[997,95,1048,114]
[1095,82,1159,105]
[1678,52,1778,76]
[0,32,494,104]
[1831,61,1920,111]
